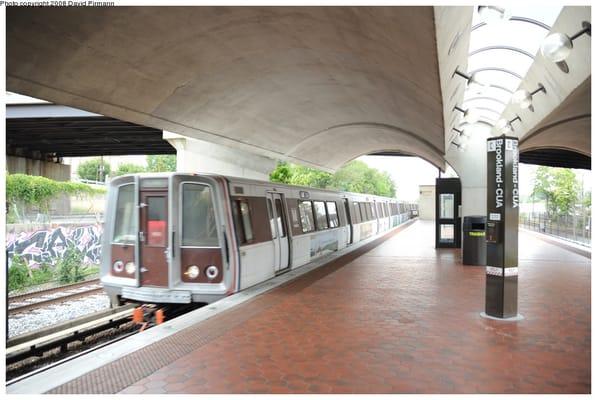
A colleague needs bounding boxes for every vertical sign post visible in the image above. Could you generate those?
[485,135,520,319]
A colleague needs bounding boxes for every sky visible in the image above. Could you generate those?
[360,155,592,203]
[359,155,441,202]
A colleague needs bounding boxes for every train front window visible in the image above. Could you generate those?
[113,184,136,245]
[182,183,219,247]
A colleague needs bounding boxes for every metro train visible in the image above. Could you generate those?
[101,172,417,306]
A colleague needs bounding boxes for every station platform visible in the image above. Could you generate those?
[11,220,591,394]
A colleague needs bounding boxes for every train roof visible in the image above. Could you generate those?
[108,171,413,203]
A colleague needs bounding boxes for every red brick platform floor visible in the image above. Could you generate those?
[66,220,593,393]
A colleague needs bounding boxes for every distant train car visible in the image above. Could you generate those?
[101,173,415,306]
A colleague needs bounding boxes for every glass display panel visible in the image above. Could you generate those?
[440,193,455,219]
[440,224,455,243]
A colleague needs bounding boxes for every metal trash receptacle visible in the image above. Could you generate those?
[462,215,486,265]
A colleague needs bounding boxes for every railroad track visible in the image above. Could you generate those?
[9,279,104,314]
[6,302,202,383]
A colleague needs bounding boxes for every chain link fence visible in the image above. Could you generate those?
[519,211,591,247]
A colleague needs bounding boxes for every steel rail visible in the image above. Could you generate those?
[9,278,101,303]
[9,286,104,315]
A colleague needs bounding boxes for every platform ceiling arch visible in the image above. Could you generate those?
[7,6,446,171]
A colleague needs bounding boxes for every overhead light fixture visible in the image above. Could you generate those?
[454,105,480,124]
[541,21,591,62]
[451,141,467,153]
[512,84,546,109]
[477,6,511,26]
[453,125,474,139]
[495,115,521,134]
[453,69,490,94]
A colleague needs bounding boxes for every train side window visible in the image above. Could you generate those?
[352,202,361,223]
[266,198,277,239]
[313,201,329,230]
[113,184,136,244]
[359,202,367,221]
[326,201,339,228]
[238,200,253,243]
[274,198,286,237]
[298,201,315,233]
[182,183,219,247]
[370,203,376,219]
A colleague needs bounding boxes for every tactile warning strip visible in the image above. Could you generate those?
[48,222,413,394]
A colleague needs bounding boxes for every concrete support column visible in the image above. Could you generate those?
[445,124,489,218]
[164,131,277,180]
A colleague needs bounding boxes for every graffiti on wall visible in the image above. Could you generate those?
[6,225,103,268]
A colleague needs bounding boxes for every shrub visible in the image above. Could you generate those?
[8,255,30,292]
[56,245,85,284]
[30,262,55,286]
[6,173,105,221]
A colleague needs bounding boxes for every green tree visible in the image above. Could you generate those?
[114,163,146,176]
[532,166,579,217]
[146,155,177,172]
[269,161,293,184]
[269,160,396,197]
[77,158,111,181]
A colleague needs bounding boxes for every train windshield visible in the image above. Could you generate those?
[113,184,136,245]
[182,183,219,247]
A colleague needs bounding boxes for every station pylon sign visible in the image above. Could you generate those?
[485,135,520,319]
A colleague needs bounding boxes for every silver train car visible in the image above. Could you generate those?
[101,173,417,306]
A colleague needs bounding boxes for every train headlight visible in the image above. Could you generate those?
[185,265,200,279]
[205,265,219,280]
[125,262,136,275]
[113,260,124,273]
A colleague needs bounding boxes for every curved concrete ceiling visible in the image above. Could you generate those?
[6,6,445,171]
[497,6,591,158]
[520,77,591,157]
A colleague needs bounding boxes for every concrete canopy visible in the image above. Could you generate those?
[6,6,446,172]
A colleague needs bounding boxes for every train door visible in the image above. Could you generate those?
[173,176,226,287]
[139,190,169,286]
[267,192,289,272]
[343,198,353,245]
